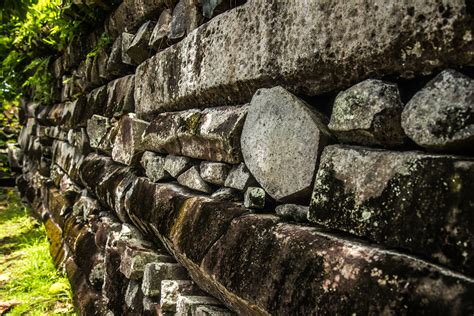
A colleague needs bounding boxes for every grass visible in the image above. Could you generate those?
[0,188,76,315]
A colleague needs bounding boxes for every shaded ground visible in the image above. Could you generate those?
[0,188,75,315]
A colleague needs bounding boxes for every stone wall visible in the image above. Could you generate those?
[11,0,474,315]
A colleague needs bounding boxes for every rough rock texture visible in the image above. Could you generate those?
[111,114,149,165]
[141,263,189,297]
[135,0,474,118]
[126,21,156,65]
[149,9,172,50]
[106,34,135,77]
[241,87,332,202]
[243,187,265,209]
[329,79,406,147]
[200,0,245,19]
[308,145,474,276]
[169,0,202,41]
[177,166,213,194]
[199,161,230,186]
[105,75,135,117]
[176,296,224,315]
[224,163,254,191]
[275,204,309,223]
[163,155,193,178]
[87,115,116,154]
[105,0,176,38]
[402,69,474,151]
[140,151,171,182]
[160,280,202,312]
[142,105,248,164]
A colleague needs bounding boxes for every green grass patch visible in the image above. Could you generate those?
[0,188,76,315]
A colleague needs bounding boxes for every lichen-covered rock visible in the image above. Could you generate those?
[329,79,406,147]
[160,280,202,312]
[169,0,202,40]
[275,204,308,223]
[211,188,242,202]
[176,296,224,315]
[149,9,172,50]
[135,0,474,118]
[177,166,213,193]
[142,106,247,164]
[119,241,166,280]
[241,87,332,202]
[141,263,189,297]
[62,95,90,129]
[163,155,193,178]
[87,115,117,154]
[140,151,171,182]
[106,34,135,77]
[401,69,474,151]
[112,114,149,165]
[105,0,175,38]
[106,75,135,117]
[244,187,265,209]
[121,32,134,65]
[200,161,230,186]
[224,163,254,191]
[124,280,145,314]
[308,145,474,276]
[126,21,156,65]
[200,0,245,19]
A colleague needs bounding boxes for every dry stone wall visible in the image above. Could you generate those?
[10,0,474,315]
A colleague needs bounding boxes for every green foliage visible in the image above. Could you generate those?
[87,32,112,59]
[0,188,76,315]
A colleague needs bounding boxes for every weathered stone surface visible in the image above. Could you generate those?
[329,79,406,147]
[309,145,474,276]
[141,263,189,297]
[224,163,254,191]
[241,87,332,202]
[112,114,149,165]
[119,242,164,280]
[275,204,308,223]
[106,34,135,77]
[160,280,201,312]
[176,296,225,315]
[7,144,23,169]
[105,0,176,38]
[62,95,89,128]
[402,69,474,151]
[210,188,241,202]
[121,32,134,65]
[124,280,145,314]
[200,0,244,19]
[149,9,172,50]
[126,21,156,65]
[67,128,90,153]
[163,155,193,178]
[169,0,202,40]
[87,115,117,154]
[195,305,234,315]
[51,140,84,182]
[142,105,247,164]
[106,75,135,117]
[200,161,230,186]
[200,214,474,314]
[140,151,171,182]
[243,187,265,209]
[177,166,213,193]
[135,1,474,118]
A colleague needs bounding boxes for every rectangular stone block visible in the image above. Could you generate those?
[112,114,149,165]
[308,145,474,277]
[105,75,135,117]
[141,263,189,297]
[135,0,473,119]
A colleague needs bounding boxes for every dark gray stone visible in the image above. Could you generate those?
[308,144,474,276]
[106,75,135,117]
[140,151,171,182]
[200,161,230,186]
[142,106,247,164]
[121,33,134,65]
[329,79,406,147]
[135,1,474,118]
[160,280,202,313]
[275,204,309,223]
[141,263,189,297]
[401,69,474,152]
[210,188,242,202]
[177,166,213,194]
[200,0,244,19]
[169,0,202,40]
[243,187,265,209]
[149,9,172,50]
[224,163,254,191]
[241,86,332,202]
[111,114,149,165]
[106,34,135,77]
[87,115,117,154]
[163,155,193,178]
[119,242,166,280]
[126,21,156,65]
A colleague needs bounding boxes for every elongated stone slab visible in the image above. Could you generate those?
[135,0,474,119]
[308,145,474,276]
[142,105,248,163]
[112,114,149,166]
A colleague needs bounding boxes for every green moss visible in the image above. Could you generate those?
[0,188,75,315]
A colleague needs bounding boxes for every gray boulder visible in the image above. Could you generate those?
[401,69,474,151]
[329,79,406,147]
[241,86,332,202]
[200,161,230,186]
[149,9,172,50]
[308,144,474,276]
[163,155,193,178]
[177,166,213,193]
[224,163,255,191]
[140,151,171,182]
